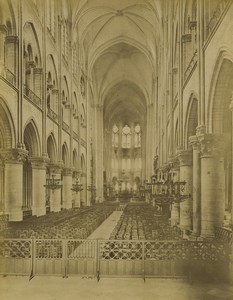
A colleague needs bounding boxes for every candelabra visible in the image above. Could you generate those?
[44,174,62,193]
[71,177,83,193]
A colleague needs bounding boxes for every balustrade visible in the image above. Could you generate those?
[23,85,41,108]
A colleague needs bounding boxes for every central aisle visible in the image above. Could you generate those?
[87,211,123,239]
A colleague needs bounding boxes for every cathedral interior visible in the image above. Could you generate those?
[0,0,233,299]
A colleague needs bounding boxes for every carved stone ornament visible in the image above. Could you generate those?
[80,75,85,96]
[177,150,193,166]
[0,148,28,163]
[189,135,200,151]
[48,162,64,174]
[63,167,74,176]
[198,133,226,157]
[29,157,49,169]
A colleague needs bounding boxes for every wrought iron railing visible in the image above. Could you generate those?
[62,121,70,133]
[47,108,58,122]
[0,238,230,279]
[215,226,233,245]
[81,138,87,148]
[23,85,41,108]
[73,131,79,141]
[0,67,16,86]
[184,50,198,83]
[0,215,9,232]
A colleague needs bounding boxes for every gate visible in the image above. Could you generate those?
[0,239,32,275]
[98,240,144,277]
[34,239,64,276]
[67,240,97,277]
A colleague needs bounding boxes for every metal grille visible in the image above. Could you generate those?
[0,239,31,258]
[67,240,95,259]
[189,241,229,262]
[99,241,143,260]
[35,239,63,259]
[145,241,189,260]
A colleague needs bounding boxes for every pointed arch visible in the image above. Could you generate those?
[73,148,78,169]
[184,93,198,149]
[207,50,233,133]
[47,133,57,162]
[23,119,41,157]
[62,142,69,167]
[0,97,16,148]
[23,22,42,66]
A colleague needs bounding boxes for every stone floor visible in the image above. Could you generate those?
[87,211,123,239]
[1,276,233,300]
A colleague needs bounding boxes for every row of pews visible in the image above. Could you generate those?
[0,203,117,239]
[110,204,182,240]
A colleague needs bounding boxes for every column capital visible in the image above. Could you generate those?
[197,133,226,158]
[196,125,206,136]
[189,135,200,151]
[0,25,7,34]
[5,35,18,44]
[229,98,233,111]
[29,156,49,169]
[168,156,180,170]
[177,150,193,166]
[0,148,28,164]
[52,88,59,95]
[47,162,63,174]
[63,167,74,176]
[33,67,43,75]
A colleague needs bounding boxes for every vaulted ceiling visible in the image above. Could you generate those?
[72,0,163,127]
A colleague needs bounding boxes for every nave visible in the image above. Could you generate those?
[0,202,230,283]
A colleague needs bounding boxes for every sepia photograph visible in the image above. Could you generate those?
[0,0,233,299]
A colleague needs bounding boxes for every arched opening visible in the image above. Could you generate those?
[0,100,15,213]
[46,134,57,211]
[185,97,198,149]
[211,58,233,223]
[47,134,57,162]
[23,121,40,217]
[80,154,86,206]
[62,143,69,167]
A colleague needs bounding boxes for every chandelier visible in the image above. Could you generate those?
[71,178,83,193]
[44,174,62,193]
[150,171,190,206]
[87,183,96,193]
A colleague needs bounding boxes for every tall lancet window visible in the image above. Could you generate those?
[134,124,141,148]
[112,124,119,147]
[122,125,131,148]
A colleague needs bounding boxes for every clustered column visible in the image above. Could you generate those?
[49,163,62,212]
[62,167,73,209]
[170,158,180,226]
[189,135,201,237]
[178,150,193,231]
[198,133,226,238]
[0,148,28,221]
[30,157,48,216]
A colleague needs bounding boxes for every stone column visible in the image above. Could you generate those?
[229,99,233,227]
[189,135,201,237]
[49,164,62,212]
[5,35,18,77]
[62,168,73,209]
[0,25,7,75]
[34,67,42,98]
[170,158,180,226]
[178,150,193,231]
[81,172,87,206]
[0,149,28,221]
[198,133,225,238]
[30,157,47,216]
